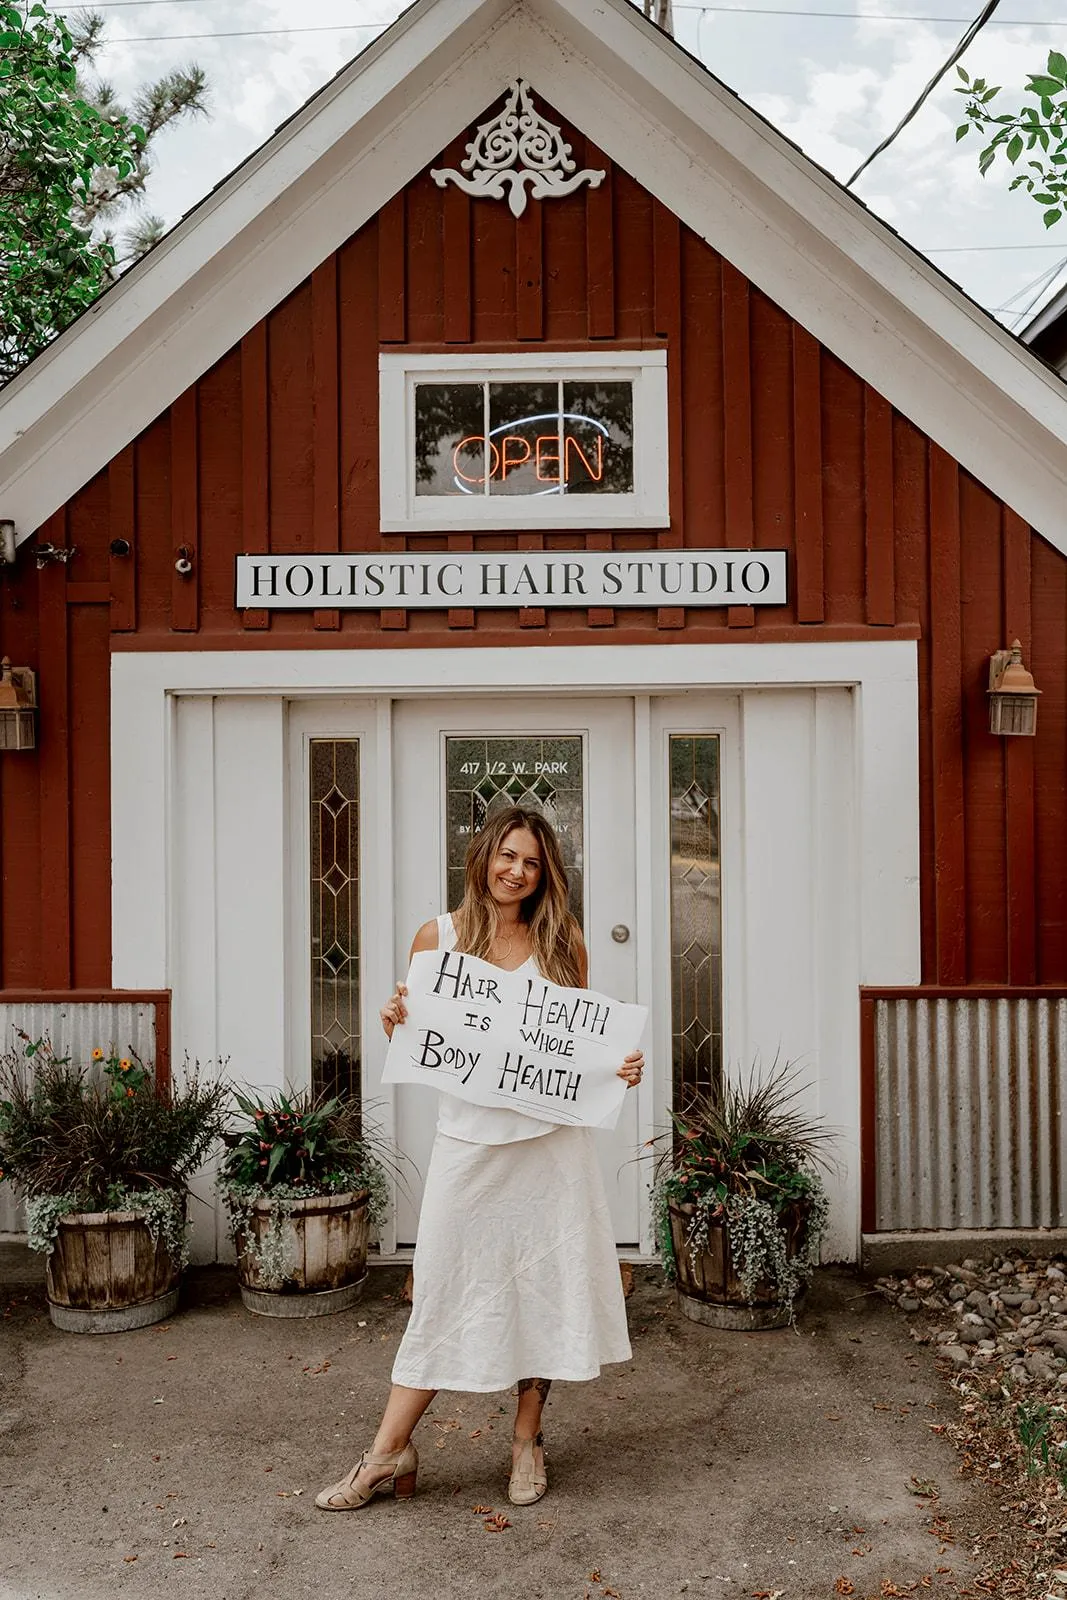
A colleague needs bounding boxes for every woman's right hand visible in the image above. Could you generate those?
[380,983,408,1040]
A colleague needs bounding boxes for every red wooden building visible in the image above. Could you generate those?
[1,0,1065,1262]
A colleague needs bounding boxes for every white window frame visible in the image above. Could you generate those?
[379,349,669,532]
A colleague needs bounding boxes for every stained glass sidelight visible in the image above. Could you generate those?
[444,736,584,924]
[669,736,723,1107]
[310,740,361,1102]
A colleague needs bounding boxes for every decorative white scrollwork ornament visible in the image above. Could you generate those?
[430,80,606,218]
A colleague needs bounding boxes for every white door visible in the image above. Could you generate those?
[391,697,642,1247]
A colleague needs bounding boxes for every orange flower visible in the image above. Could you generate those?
[91,1048,104,1061]
[120,1061,131,1072]
[126,1087,135,1098]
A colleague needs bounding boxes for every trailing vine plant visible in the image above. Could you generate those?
[217,1089,392,1290]
[649,1058,835,1321]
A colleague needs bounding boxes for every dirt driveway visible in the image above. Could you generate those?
[0,1258,994,1600]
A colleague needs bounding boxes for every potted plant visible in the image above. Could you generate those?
[649,1061,834,1329]
[218,1088,390,1318]
[0,1032,227,1333]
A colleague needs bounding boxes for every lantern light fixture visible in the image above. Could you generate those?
[0,520,16,566]
[988,639,1041,737]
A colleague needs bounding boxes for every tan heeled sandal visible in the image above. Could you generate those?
[508,1431,547,1506]
[314,1442,418,1511]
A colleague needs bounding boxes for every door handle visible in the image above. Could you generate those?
[611,924,630,944]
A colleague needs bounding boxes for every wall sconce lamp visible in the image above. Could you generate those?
[0,658,37,751]
[988,640,1041,737]
[0,520,17,566]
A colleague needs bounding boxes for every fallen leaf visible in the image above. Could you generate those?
[469,1429,482,1439]
[276,1491,290,1498]
[166,1355,177,1362]
[173,1553,188,1560]
[471,1505,493,1514]
[835,1581,855,1597]
[123,1556,138,1564]
[825,1413,843,1421]
[604,1589,621,1598]
[590,1571,602,1584]
[536,1518,554,1530]
[172,1517,187,1528]
[873,1402,892,1411]
[483,1512,511,1532]
[909,1478,940,1499]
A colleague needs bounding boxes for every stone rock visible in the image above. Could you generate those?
[935,1329,957,1344]
[1023,1299,1042,1315]
[899,1297,921,1312]
[1025,1354,1057,1383]
[948,1283,968,1302]
[943,1344,972,1368]
[1047,1266,1065,1280]
[1000,1292,1028,1307]
[966,1290,993,1315]
[977,1339,998,1352]
[959,1324,982,1345]
[961,1258,984,1271]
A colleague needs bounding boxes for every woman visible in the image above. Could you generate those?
[316,805,643,1513]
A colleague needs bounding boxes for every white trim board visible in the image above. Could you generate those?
[0,0,1065,551]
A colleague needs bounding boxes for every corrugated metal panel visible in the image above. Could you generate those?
[874,997,1067,1230]
[0,1002,159,1235]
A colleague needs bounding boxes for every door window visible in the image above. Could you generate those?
[668,735,723,1106]
[310,739,361,1100]
[444,735,584,922]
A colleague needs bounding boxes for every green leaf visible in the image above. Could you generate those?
[1006,134,1024,163]
[1029,76,1064,97]
[1044,207,1062,226]
[1047,50,1067,83]
[956,123,969,141]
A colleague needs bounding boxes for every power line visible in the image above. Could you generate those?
[59,21,388,41]
[846,0,1002,186]
[677,1,1066,16]
[40,0,1067,19]
[921,242,1067,250]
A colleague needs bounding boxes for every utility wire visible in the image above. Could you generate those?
[846,0,1001,185]
[41,0,1067,18]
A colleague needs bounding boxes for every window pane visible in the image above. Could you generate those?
[444,735,584,925]
[487,383,559,496]
[669,736,722,1108]
[310,740,361,1102]
[562,381,634,494]
[414,383,485,497]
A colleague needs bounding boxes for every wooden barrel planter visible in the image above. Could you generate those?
[668,1199,812,1330]
[45,1209,181,1333]
[233,1190,369,1318]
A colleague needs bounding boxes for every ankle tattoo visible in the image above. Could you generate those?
[517,1377,552,1401]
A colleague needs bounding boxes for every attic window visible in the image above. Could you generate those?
[380,351,668,531]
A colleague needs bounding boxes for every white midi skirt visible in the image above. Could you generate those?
[391,1125,632,1392]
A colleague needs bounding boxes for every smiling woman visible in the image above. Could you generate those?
[314,804,644,1514]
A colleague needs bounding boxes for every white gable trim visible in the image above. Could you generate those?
[2,0,1066,553]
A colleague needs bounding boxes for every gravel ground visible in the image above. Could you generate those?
[875,1253,1067,1600]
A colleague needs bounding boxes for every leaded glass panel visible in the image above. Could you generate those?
[669,736,722,1107]
[310,740,360,1102]
[444,735,584,924]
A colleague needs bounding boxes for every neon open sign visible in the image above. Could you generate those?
[452,412,607,495]
[415,379,634,498]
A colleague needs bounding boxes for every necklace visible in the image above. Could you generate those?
[493,929,514,961]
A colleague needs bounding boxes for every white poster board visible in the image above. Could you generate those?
[382,948,647,1131]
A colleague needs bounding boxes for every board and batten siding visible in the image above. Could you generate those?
[0,104,1064,1007]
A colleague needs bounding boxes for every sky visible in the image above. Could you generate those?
[65,0,1067,331]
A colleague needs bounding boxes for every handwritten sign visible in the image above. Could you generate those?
[381,948,647,1131]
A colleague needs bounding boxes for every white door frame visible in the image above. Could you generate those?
[112,642,920,1262]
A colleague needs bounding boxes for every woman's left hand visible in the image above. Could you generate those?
[617,1050,644,1089]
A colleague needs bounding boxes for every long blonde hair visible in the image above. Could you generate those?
[453,806,585,988]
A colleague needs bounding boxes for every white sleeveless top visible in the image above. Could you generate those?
[433,913,556,1147]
